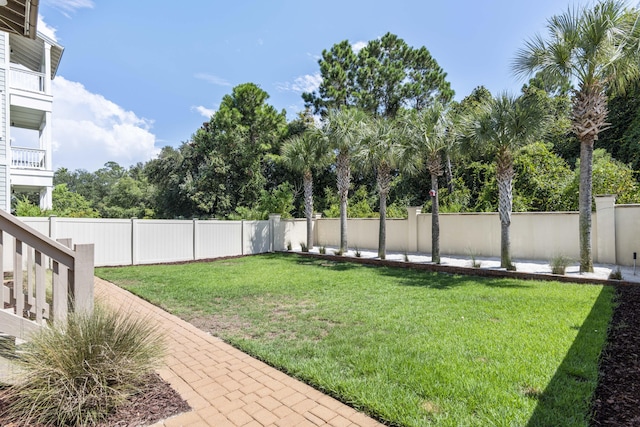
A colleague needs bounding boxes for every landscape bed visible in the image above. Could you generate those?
[97,253,614,427]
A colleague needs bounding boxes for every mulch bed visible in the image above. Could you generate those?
[591,285,640,426]
[0,372,190,426]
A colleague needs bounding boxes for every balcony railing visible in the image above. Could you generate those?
[10,66,45,93]
[11,147,46,170]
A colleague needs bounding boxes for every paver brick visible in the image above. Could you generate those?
[227,408,254,426]
[257,395,282,411]
[310,404,338,423]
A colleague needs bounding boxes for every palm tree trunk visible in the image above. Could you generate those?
[579,139,594,272]
[497,150,515,270]
[303,170,313,251]
[336,151,350,254]
[431,172,440,264]
[445,151,454,194]
[377,163,391,260]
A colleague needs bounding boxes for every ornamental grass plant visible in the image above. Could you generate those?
[0,304,165,426]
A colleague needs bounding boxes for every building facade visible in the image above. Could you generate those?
[0,29,62,211]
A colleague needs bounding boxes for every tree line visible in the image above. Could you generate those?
[16,0,640,272]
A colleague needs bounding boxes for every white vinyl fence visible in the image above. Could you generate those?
[5,217,274,267]
[8,194,640,269]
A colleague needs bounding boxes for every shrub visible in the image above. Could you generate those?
[286,241,292,251]
[550,254,571,275]
[355,247,361,258]
[609,267,623,280]
[1,305,165,426]
[300,242,308,252]
[319,246,326,254]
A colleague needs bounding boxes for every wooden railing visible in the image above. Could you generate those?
[0,209,94,340]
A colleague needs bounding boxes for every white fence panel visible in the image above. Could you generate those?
[615,205,640,266]
[196,220,243,259]
[135,220,193,264]
[55,218,132,266]
[243,221,270,254]
[316,219,339,247]
[281,219,307,250]
[386,219,408,252]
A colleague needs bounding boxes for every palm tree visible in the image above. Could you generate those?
[324,107,368,253]
[281,129,330,251]
[401,104,452,264]
[356,116,400,259]
[466,93,547,269]
[513,0,640,272]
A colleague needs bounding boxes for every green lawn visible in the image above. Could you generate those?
[96,254,614,427]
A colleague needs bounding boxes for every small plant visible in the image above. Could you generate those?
[355,247,361,257]
[286,241,292,251]
[1,305,165,426]
[468,250,481,268]
[300,242,308,252]
[609,267,623,280]
[550,254,571,275]
[333,248,344,256]
[404,252,410,262]
[319,246,326,254]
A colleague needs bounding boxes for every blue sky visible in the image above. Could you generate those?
[38,0,596,172]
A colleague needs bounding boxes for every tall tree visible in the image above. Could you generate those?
[281,128,331,251]
[466,93,547,269]
[513,0,640,272]
[402,103,452,264]
[323,108,368,253]
[184,83,287,218]
[304,33,453,117]
[356,116,401,259]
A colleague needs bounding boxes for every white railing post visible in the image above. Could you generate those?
[70,244,94,314]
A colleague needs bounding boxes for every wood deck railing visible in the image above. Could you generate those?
[0,209,94,340]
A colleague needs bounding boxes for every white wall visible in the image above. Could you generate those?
[8,198,638,269]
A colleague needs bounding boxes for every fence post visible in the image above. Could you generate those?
[131,217,138,265]
[49,215,56,240]
[407,207,422,253]
[594,195,617,264]
[70,243,94,314]
[269,214,282,252]
[193,218,199,260]
[241,220,244,255]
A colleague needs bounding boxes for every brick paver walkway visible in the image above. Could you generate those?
[95,278,384,427]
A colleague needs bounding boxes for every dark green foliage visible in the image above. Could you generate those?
[304,33,454,117]
[597,83,640,172]
[514,142,574,211]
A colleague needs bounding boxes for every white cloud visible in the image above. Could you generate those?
[277,73,322,93]
[42,0,94,17]
[352,41,367,53]
[192,106,216,119]
[195,73,231,87]
[37,17,57,41]
[50,77,159,171]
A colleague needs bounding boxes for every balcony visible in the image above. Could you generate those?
[11,146,45,170]
[10,66,45,94]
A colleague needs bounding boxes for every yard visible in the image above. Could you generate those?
[97,254,614,427]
